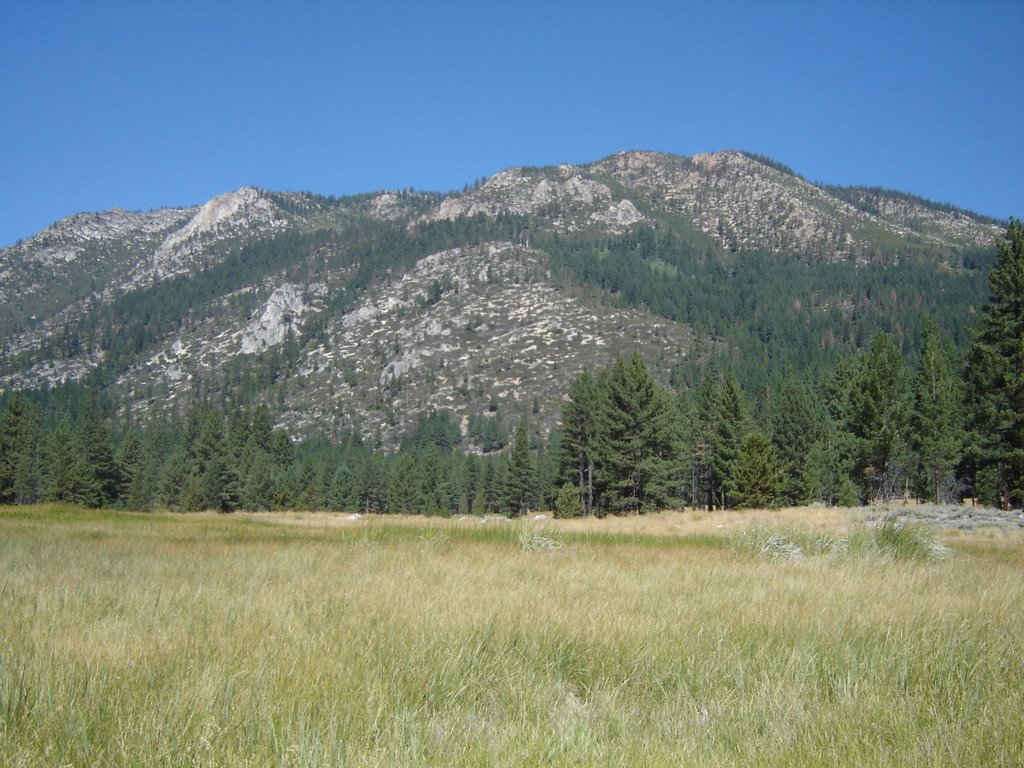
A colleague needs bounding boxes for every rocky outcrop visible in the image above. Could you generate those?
[430,164,648,234]
[591,150,1002,260]
[240,283,318,354]
[146,187,289,281]
[110,241,692,444]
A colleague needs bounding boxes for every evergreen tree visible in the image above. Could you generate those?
[242,451,278,511]
[133,415,181,510]
[72,394,119,507]
[553,482,582,517]
[0,394,42,503]
[828,333,910,502]
[359,452,390,513]
[558,371,599,515]
[535,434,560,512]
[595,354,677,513]
[768,378,823,504]
[157,451,189,510]
[801,414,857,507]
[684,373,718,510]
[250,404,275,454]
[462,454,482,514]
[185,403,239,511]
[483,457,507,515]
[327,462,359,511]
[507,422,538,516]
[909,317,964,503]
[388,451,421,514]
[270,430,295,469]
[710,369,752,509]
[115,430,145,509]
[44,415,77,503]
[730,431,783,509]
[204,454,241,512]
[967,220,1024,509]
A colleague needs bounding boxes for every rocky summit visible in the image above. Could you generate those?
[0,150,1004,446]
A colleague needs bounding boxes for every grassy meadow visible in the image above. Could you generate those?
[1,505,1022,766]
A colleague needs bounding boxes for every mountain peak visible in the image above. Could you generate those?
[0,149,1005,445]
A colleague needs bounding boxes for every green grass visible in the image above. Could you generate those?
[2,505,1022,766]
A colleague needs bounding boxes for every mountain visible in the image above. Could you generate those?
[0,150,1004,446]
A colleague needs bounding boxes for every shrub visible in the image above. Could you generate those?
[554,483,582,518]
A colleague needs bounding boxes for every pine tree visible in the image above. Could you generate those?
[910,317,964,503]
[327,463,358,511]
[44,416,77,503]
[484,458,508,515]
[185,403,239,511]
[535,436,559,512]
[507,422,538,516]
[768,378,822,504]
[0,394,43,504]
[801,413,857,507]
[967,220,1024,509]
[116,430,145,509]
[595,354,677,514]
[710,369,752,509]
[243,451,278,511]
[156,451,189,510]
[730,431,783,509]
[684,373,718,510]
[558,371,599,515]
[72,394,120,507]
[360,452,390,513]
[388,451,421,514]
[250,404,275,454]
[829,333,910,502]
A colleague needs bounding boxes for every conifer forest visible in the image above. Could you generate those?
[2,221,1021,515]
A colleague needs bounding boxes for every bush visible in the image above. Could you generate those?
[554,483,582,518]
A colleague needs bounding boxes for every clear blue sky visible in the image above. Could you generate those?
[2,1,1022,247]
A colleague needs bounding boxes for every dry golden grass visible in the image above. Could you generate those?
[243,506,860,535]
[2,504,1022,766]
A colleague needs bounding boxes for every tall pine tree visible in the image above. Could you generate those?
[558,370,599,515]
[710,369,752,509]
[910,317,964,503]
[595,354,677,514]
[72,394,119,508]
[768,378,822,504]
[507,422,539,516]
[967,219,1024,509]
[828,333,910,502]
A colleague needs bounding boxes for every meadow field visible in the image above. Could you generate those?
[1,505,1022,766]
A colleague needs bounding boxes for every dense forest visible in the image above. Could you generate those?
[1,221,1021,514]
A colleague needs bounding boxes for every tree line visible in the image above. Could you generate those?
[0,395,560,516]
[558,220,1022,513]
[1,222,1021,514]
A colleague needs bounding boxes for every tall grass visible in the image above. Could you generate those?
[731,515,952,562]
[1,506,1022,766]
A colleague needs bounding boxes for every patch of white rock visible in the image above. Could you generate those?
[240,283,318,355]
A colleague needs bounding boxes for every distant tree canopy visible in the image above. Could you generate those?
[541,226,993,394]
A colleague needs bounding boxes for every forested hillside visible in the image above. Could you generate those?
[0,151,1017,512]
[1,221,1020,514]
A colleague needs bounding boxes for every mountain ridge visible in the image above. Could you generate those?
[0,149,1005,446]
